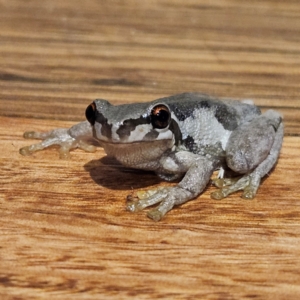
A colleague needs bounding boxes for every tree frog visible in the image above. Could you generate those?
[20,93,283,221]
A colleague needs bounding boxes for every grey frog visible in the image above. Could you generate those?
[20,93,283,221]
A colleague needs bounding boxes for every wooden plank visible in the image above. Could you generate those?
[0,0,300,299]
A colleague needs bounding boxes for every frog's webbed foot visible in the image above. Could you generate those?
[211,174,259,200]
[126,186,193,221]
[19,123,96,159]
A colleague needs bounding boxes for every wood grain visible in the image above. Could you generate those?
[0,0,300,299]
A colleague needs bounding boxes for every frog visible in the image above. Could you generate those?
[19,93,284,221]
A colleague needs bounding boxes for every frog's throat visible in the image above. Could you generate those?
[100,139,175,169]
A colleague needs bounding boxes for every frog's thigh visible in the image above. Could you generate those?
[226,110,282,174]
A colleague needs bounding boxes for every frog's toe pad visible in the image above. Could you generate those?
[147,209,163,222]
[242,186,256,199]
[210,189,228,200]
[126,201,145,212]
[19,145,35,156]
[23,131,37,139]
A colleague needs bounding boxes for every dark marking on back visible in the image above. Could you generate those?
[156,93,215,121]
[157,93,247,131]
[199,100,211,109]
[183,135,196,152]
[214,104,238,131]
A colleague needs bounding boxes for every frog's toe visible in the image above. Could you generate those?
[126,188,160,202]
[212,178,225,188]
[210,189,228,200]
[77,140,97,153]
[126,187,166,213]
[19,142,48,156]
[23,131,49,139]
[147,209,163,222]
[57,139,97,158]
[58,145,72,159]
[212,177,241,188]
[126,186,193,220]
[23,131,37,139]
[242,185,258,200]
[19,145,36,156]
[211,175,259,200]
[126,201,144,212]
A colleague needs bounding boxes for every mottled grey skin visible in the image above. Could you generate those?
[20,93,283,221]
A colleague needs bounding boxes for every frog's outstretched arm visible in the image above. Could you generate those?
[19,121,96,159]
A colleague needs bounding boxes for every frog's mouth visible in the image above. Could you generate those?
[99,139,174,169]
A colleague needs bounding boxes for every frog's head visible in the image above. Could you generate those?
[85,99,182,167]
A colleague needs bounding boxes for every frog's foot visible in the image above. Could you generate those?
[212,176,241,188]
[126,186,193,221]
[211,174,260,200]
[19,129,96,159]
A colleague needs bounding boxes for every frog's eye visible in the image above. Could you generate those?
[150,104,171,129]
[86,102,97,125]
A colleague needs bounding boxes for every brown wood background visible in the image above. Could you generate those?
[1,0,300,299]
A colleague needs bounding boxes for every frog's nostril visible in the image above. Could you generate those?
[86,102,96,125]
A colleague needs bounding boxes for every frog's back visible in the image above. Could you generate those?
[153,93,261,154]
[155,92,261,131]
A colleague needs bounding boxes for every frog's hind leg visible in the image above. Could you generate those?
[211,110,283,200]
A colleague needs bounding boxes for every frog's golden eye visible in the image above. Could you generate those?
[86,102,97,125]
[151,104,171,129]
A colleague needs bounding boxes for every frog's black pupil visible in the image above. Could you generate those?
[157,110,169,122]
[151,105,171,129]
[86,103,96,126]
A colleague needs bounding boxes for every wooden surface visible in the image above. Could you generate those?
[1,0,300,299]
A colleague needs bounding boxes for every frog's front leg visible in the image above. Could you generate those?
[211,110,283,200]
[127,152,216,221]
[19,121,97,159]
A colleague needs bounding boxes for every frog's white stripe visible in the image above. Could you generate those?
[125,124,174,143]
[122,124,152,142]
[94,123,109,141]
